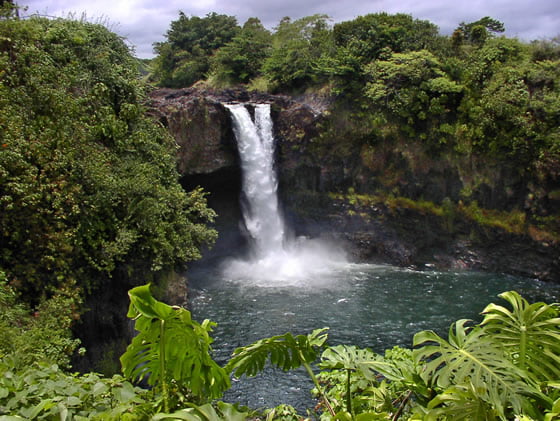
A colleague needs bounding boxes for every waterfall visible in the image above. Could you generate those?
[223,103,346,284]
[225,103,284,257]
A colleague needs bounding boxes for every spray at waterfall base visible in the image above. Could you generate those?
[223,103,347,284]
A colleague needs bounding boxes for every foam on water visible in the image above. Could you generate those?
[222,237,348,285]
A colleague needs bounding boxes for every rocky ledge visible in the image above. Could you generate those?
[148,87,329,175]
[284,193,560,283]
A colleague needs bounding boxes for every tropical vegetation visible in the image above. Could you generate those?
[0,9,217,303]
[1,1,559,420]
[0,284,558,419]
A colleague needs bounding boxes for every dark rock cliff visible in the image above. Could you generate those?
[149,88,559,283]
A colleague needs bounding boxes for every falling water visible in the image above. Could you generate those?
[224,103,346,283]
[226,103,284,256]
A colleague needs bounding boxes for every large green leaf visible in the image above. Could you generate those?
[126,284,174,320]
[481,291,560,382]
[152,402,249,421]
[425,383,498,421]
[413,319,541,418]
[320,345,378,373]
[120,284,230,401]
[225,328,328,378]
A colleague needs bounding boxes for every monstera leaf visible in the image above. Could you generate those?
[225,328,328,377]
[225,328,334,416]
[424,383,497,421]
[319,345,378,374]
[120,284,230,411]
[481,291,560,382]
[413,319,542,418]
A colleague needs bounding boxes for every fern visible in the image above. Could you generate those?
[481,291,560,382]
[414,319,542,418]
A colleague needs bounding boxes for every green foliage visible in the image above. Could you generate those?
[414,319,540,418]
[365,49,463,144]
[0,357,150,420]
[226,328,328,377]
[2,9,560,419]
[0,276,81,369]
[120,284,230,412]
[0,354,248,420]
[1,287,559,419]
[456,17,505,45]
[225,327,335,416]
[264,404,303,420]
[229,291,559,420]
[262,15,333,91]
[481,291,560,381]
[0,16,217,300]
[148,9,560,219]
[333,192,550,240]
[333,13,440,64]
[329,13,440,95]
[152,401,249,421]
[152,12,239,87]
[210,17,272,86]
[315,345,425,419]
[0,0,17,18]
[411,293,559,420]
[456,201,527,234]
[319,345,384,415]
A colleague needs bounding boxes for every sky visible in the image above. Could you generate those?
[20,0,560,59]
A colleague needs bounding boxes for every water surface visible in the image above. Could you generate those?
[189,263,559,410]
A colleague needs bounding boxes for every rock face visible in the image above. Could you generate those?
[149,88,238,175]
[149,87,560,283]
[148,87,323,177]
[286,193,560,282]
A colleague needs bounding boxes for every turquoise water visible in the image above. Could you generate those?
[188,263,559,411]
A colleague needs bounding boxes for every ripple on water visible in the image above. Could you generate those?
[189,263,560,411]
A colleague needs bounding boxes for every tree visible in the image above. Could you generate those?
[211,17,272,85]
[152,12,239,87]
[262,14,333,91]
[0,16,217,301]
[329,13,440,95]
[0,0,17,18]
[530,37,560,61]
[365,50,463,144]
[333,13,440,63]
[455,16,505,45]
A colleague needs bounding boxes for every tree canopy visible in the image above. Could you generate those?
[0,16,217,301]
[152,12,239,87]
[210,17,272,85]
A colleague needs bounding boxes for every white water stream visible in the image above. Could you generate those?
[223,103,346,283]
